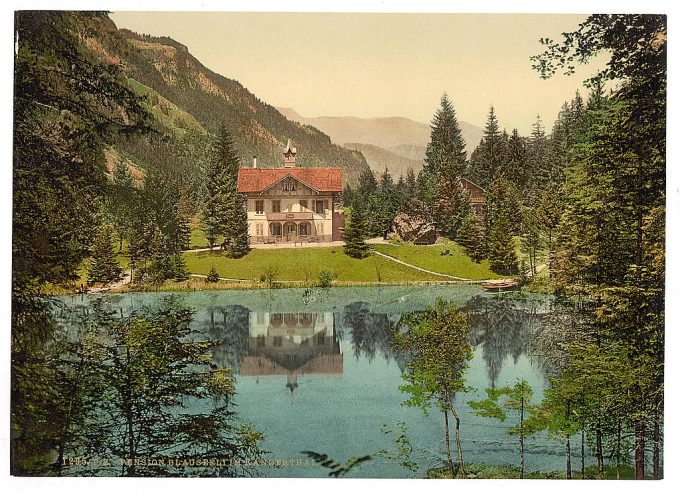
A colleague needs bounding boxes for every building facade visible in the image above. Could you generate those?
[236,140,344,244]
[460,177,486,219]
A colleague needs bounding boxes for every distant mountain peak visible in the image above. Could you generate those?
[276,107,484,152]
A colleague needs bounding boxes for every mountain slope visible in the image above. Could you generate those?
[277,107,484,155]
[85,16,370,186]
[343,143,422,177]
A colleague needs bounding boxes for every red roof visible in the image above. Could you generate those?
[237,167,343,193]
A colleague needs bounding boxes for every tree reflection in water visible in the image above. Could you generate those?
[341,302,410,372]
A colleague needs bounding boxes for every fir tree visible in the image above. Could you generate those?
[437,175,472,240]
[488,215,518,276]
[87,224,123,285]
[457,214,486,263]
[110,158,137,252]
[419,94,467,218]
[467,106,504,189]
[224,179,251,259]
[505,129,529,195]
[358,169,378,198]
[203,125,239,248]
[526,115,552,202]
[404,167,418,202]
[171,254,188,282]
[423,93,467,183]
[343,201,371,259]
[371,170,399,238]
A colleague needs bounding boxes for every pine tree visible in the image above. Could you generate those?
[343,201,371,259]
[203,125,239,248]
[224,178,250,259]
[87,224,123,285]
[358,169,378,198]
[371,170,399,238]
[423,93,467,183]
[177,185,193,251]
[488,215,518,276]
[171,254,188,281]
[110,158,137,252]
[437,175,472,240]
[505,129,529,195]
[457,214,486,262]
[467,106,504,189]
[419,94,467,217]
[537,182,563,276]
[405,167,418,201]
[526,115,552,202]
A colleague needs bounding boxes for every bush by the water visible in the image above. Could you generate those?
[206,266,220,283]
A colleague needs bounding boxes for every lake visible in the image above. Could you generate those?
[56,285,581,478]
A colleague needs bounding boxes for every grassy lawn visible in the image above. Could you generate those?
[184,247,450,283]
[373,242,499,280]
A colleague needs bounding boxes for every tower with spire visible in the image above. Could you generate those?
[283,138,297,168]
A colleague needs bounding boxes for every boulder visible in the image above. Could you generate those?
[391,213,437,245]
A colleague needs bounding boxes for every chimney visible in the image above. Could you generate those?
[252,156,257,168]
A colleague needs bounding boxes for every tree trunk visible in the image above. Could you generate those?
[566,402,571,479]
[450,403,465,476]
[125,347,136,477]
[547,229,553,279]
[596,420,604,479]
[520,394,525,479]
[566,433,572,479]
[443,409,455,478]
[653,406,660,480]
[635,419,645,480]
[616,416,622,480]
[581,429,585,479]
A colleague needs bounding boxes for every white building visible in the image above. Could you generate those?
[236,140,344,244]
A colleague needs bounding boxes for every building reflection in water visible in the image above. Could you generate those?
[241,312,342,393]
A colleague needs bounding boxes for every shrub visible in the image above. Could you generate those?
[317,270,336,288]
[206,266,220,283]
[259,266,279,288]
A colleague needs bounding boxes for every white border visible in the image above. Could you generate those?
[1,2,677,495]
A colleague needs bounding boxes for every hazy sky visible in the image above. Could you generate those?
[109,12,608,134]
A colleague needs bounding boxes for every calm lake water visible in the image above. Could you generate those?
[57,285,582,478]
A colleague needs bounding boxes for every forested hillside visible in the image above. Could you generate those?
[83,16,370,186]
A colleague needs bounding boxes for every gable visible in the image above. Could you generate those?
[237,167,343,193]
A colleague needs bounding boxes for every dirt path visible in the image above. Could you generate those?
[372,251,482,282]
[87,270,132,293]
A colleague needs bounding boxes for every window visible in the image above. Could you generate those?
[315,200,325,214]
[299,222,309,235]
[299,200,308,210]
[256,223,263,236]
[255,200,264,214]
[272,200,281,213]
[271,223,282,236]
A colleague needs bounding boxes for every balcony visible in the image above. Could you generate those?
[266,212,314,221]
